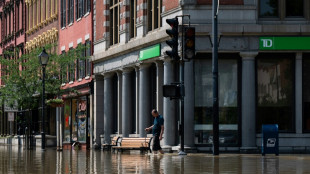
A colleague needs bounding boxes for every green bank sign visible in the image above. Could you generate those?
[139,44,161,61]
[260,37,310,50]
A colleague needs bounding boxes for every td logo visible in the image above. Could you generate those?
[261,39,273,48]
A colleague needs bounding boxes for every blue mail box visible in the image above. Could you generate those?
[262,124,279,156]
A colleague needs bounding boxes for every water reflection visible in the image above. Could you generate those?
[0,146,310,173]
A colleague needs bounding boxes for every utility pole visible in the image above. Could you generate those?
[212,0,219,155]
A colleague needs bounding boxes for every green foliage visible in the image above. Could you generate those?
[0,43,88,110]
[46,98,64,105]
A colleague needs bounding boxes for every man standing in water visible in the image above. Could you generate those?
[145,109,164,154]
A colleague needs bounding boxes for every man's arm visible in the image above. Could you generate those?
[159,125,164,140]
[145,125,154,132]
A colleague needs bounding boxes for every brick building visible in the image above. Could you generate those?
[23,0,59,142]
[58,0,93,149]
[92,0,310,153]
[0,0,25,136]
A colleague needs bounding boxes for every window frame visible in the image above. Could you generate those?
[68,0,74,24]
[193,53,242,146]
[85,0,90,13]
[147,0,162,32]
[85,40,91,77]
[255,53,296,133]
[77,43,85,79]
[259,0,309,20]
[61,50,68,83]
[16,2,19,31]
[109,0,120,45]
[61,0,66,28]
[129,0,137,39]
[68,48,75,82]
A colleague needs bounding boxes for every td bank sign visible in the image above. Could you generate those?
[260,37,310,50]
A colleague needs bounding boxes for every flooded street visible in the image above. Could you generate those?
[0,145,310,173]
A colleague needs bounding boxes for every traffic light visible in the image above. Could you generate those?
[166,17,180,60]
[163,84,181,99]
[184,27,195,59]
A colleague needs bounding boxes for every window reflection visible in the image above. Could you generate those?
[194,55,239,146]
[260,0,279,17]
[256,55,294,131]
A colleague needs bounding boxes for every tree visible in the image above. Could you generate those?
[0,44,88,110]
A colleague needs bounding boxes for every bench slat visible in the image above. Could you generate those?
[111,137,153,153]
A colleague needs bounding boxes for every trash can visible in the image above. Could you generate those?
[261,124,279,156]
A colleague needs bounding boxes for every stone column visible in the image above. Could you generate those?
[184,60,195,147]
[135,67,140,134]
[139,64,151,137]
[89,94,94,148]
[156,61,164,114]
[163,59,176,146]
[240,52,258,150]
[93,75,105,147]
[104,73,114,144]
[296,52,303,134]
[117,72,122,134]
[122,68,133,137]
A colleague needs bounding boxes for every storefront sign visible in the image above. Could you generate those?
[8,112,14,122]
[139,44,161,61]
[260,37,310,50]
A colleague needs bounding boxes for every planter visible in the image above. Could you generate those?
[46,99,64,107]
[49,103,64,108]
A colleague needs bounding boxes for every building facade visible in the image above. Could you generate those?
[58,0,93,149]
[92,0,310,152]
[0,0,25,136]
[23,0,59,140]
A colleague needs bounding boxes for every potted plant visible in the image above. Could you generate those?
[46,98,64,107]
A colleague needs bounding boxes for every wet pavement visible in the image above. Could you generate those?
[0,145,310,173]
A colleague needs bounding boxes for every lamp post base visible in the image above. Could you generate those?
[178,151,187,155]
[41,132,45,150]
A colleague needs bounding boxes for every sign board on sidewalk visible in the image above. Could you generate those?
[8,112,14,122]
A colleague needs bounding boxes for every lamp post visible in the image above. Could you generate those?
[38,48,49,150]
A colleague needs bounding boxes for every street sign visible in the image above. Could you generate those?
[8,112,14,122]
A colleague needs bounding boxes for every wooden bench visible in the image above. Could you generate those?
[102,136,120,150]
[112,137,153,153]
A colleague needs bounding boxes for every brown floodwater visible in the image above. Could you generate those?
[0,145,310,173]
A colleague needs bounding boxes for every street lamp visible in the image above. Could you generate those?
[38,48,49,150]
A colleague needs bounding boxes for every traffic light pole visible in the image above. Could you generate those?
[165,15,191,156]
[177,15,190,156]
[212,0,220,155]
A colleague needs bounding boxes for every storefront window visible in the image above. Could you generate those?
[64,100,71,142]
[63,97,89,143]
[256,54,294,132]
[303,54,310,132]
[77,97,87,142]
[194,55,239,146]
[72,99,78,141]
